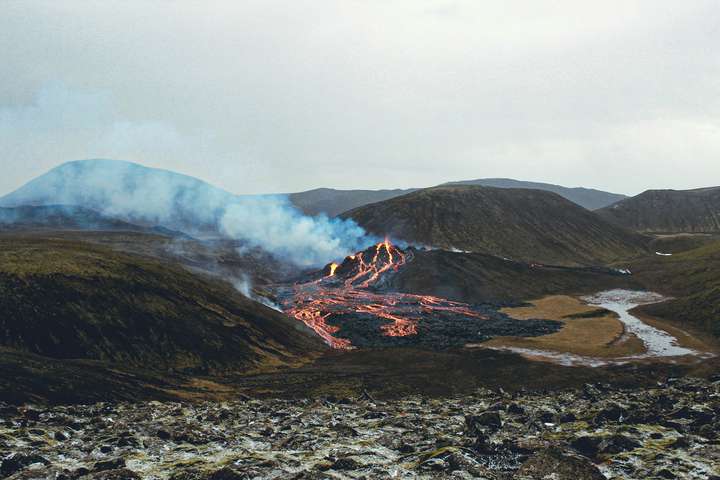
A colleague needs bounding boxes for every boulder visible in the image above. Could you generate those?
[570,435,602,458]
[206,467,246,480]
[446,451,496,478]
[593,404,627,424]
[597,434,641,455]
[93,458,126,472]
[515,447,605,480]
[466,411,503,434]
[330,457,360,470]
[1,453,50,477]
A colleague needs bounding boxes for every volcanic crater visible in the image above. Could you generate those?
[279,241,562,349]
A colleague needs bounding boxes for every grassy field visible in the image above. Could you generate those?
[481,295,646,358]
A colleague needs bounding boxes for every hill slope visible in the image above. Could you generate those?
[382,249,638,304]
[443,178,626,210]
[289,187,416,217]
[631,240,720,338]
[289,180,625,217]
[342,185,647,266]
[597,187,720,233]
[0,235,324,373]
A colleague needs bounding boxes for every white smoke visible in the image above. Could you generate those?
[220,196,373,266]
[0,159,376,267]
[231,274,281,311]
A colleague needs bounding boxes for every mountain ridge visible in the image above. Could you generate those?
[597,186,720,233]
[442,177,627,210]
[341,185,647,266]
[289,178,627,217]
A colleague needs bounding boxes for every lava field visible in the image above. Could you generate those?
[279,241,561,349]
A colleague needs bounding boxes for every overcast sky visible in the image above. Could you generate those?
[1,1,718,196]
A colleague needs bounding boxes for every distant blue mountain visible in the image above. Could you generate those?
[0,159,240,233]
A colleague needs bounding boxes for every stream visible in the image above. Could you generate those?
[490,289,708,367]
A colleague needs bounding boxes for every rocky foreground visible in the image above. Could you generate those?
[2,377,719,480]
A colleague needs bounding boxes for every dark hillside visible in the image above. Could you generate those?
[343,185,647,266]
[0,235,324,373]
[383,249,638,304]
[598,187,720,233]
[444,178,626,210]
[631,240,720,337]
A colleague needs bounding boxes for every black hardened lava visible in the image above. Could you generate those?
[325,306,561,348]
[282,241,562,349]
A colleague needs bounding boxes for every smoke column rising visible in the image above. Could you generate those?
[0,159,376,266]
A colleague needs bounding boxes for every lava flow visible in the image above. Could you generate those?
[281,239,491,349]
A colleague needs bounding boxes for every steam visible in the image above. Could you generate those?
[220,197,372,266]
[0,159,375,267]
[231,274,281,311]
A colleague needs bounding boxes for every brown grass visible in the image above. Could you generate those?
[481,295,647,358]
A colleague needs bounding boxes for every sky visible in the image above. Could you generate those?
[1,1,718,197]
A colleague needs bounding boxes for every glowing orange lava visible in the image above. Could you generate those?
[282,240,488,349]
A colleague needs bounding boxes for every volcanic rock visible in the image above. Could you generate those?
[93,458,126,472]
[597,434,641,455]
[206,467,246,480]
[330,457,361,470]
[570,435,603,458]
[515,447,605,480]
[1,453,50,477]
[466,411,503,434]
[591,403,627,425]
[0,377,716,479]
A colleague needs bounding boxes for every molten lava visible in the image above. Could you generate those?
[282,240,492,349]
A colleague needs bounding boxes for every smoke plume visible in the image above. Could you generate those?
[0,159,376,266]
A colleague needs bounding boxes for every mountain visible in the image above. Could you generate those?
[597,187,720,233]
[289,180,625,217]
[0,159,238,234]
[0,234,324,373]
[443,178,627,210]
[289,187,417,217]
[341,185,648,266]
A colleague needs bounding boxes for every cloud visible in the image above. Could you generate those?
[0,82,200,189]
[1,1,719,196]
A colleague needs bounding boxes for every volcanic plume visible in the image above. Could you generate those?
[280,240,561,349]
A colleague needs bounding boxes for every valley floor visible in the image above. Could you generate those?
[480,291,717,366]
[2,377,719,479]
